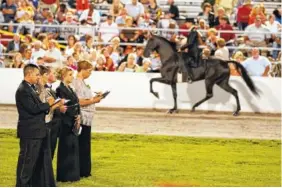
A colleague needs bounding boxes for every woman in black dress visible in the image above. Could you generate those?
[56,67,81,182]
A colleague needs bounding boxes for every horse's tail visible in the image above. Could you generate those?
[227,60,260,96]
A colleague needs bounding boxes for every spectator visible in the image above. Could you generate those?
[65,35,77,56]
[265,14,281,59]
[136,58,151,72]
[101,47,115,71]
[149,51,161,72]
[15,0,35,23]
[273,8,281,24]
[120,16,140,44]
[214,7,230,27]
[98,15,119,44]
[56,3,69,24]
[118,53,139,72]
[168,0,179,20]
[242,48,271,77]
[206,28,219,55]
[248,5,266,25]
[22,48,34,64]
[94,54,106,71]
[0,0,17,23]
[157,11,178,42]
[78,20,93,38]
[83,34,95,55]
[60,12,78,41]
[244,15,270,56]
[66,55,78,70]
[198,19,209,41]
[198,2,215,27]
[125,0,145,22]
[31,40,46,62]
[115,8,128,26]
[9,52,25,68]
[146,0,162,22]
[16,12,35,35]
[76,0,89,13]
[236,0,252,30]
[43,39,63,68]
[215,15,235,43]
[38,0,59,15]
[7,33,21,53]
[79,3,101,26]
[214,38,229,60]
[41,12,60,40]
[110,0,124,18]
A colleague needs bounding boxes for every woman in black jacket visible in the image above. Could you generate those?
[56,67,81,182]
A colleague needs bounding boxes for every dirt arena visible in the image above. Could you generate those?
[0,105,280,140]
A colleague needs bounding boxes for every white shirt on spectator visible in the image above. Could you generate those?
[79,9,101,25]
[214,47,229,60]
[65,46,74,57]
[44,47,63,68]
[99,22,119,43]
[242,56,271,76]
[265,21,281,37]
[78,24,94,37]
[125,2,144,20]
[31,48,46,62]
[244,24,271,42]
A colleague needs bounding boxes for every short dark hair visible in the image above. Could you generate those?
[39,65,51,75]
[23,64,39,77]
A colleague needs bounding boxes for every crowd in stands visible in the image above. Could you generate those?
[0,0,280,77]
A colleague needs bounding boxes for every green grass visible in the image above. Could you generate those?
[0,129,280,187]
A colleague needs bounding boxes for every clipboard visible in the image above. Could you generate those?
[95,91,110,99]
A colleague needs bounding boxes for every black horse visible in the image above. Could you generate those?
[143,32,259,116]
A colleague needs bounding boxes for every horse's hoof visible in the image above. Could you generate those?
[152,92,159,99]
[167,109,178,114]
[191,108,196,112]
[233,111,240,116]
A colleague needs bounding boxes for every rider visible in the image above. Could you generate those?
[178,17,201,84]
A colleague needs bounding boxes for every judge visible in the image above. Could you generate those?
[15,64,58,186]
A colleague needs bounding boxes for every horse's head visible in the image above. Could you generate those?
[143,32,160,58]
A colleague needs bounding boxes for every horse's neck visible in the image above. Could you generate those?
[157,43,175,63]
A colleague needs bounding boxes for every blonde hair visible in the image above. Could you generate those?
[216,38,226,48]
[207,28,217,36]
[56,67,73,80]
[233,51,245,61]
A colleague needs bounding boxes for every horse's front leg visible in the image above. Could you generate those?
[150,77,170,99]
[167,82,178,114]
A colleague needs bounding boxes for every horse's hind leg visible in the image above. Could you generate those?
[191,80,215,112]
[216,77,241,116]
[150,77,170,98]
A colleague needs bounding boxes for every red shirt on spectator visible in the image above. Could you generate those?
[237,5,252,23]
[105,57,115,71]
[179,24,190,37]
[215,24,235,42]
[41,0,56,4]
[77,0,89,11]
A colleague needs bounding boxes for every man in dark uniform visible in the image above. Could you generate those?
[179,18,202,83]
[15,64,56,187]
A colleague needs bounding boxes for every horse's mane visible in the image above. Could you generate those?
[153,35,177,51]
